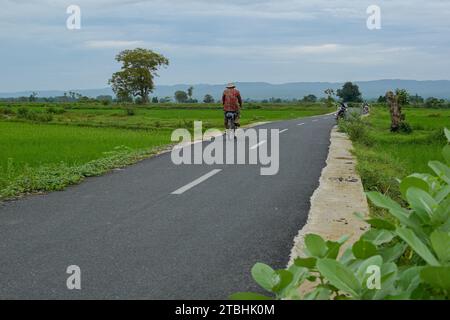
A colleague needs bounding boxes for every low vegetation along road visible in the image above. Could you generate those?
[0,114,335,299]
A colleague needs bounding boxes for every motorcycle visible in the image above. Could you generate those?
[336,103,348,121]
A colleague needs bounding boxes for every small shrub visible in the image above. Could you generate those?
[17,109,53,122]
[183,119,193,128]
[399,121,413,134]
[427,128,447,145]
[0,106,15,115]
[339,117,374,147]
[28,111,53,122]
[125,108,135,116]
[46,107,66,114]
[17,107,30,118]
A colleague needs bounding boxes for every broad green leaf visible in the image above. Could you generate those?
[286,264,308,295]
[432,197,450,227]
[304,234,328,258]
[273,270,294,295]
[355,255,383,284]
[230,292,273,300]
[406,187,436,223]
[410,173,435,186]
[303,287,332,300]
[396,227,440,266]
[372,263,398,300]
[325,241,342,259]
[398,266,423,293]
[366,192,424,234]
[316,259,361,298]
[294,257,317,269]
[251,263,278,292]
[400,176,429,199]
[411,283,432,300]
[366,218,396,231]
[430,230,450,264]
[366,192,405,212]
[339,247,355,265]
[440,218,450,233]
[443,145,450,165]
[379,243,407,263]
[352,240,377,259]
[362,229,395,246]
[429,161,450,184]
[445,128,450,142]
[420,266,450,291]
[434,185,450,204]
[337,235,351,244]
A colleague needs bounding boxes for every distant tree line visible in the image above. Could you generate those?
[377,89,449,108]
[2,49,449,109]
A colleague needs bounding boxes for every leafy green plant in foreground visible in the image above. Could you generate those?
[231,128,450,300]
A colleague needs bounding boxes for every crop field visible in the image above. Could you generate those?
[341,106,450,217]
[0,103,331,130]
[0,102,333,199]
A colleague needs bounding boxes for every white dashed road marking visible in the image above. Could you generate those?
[171,169,222,195]
[250,140,267,150]
[279,129,288,134]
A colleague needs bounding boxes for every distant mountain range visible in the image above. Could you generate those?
[1,80,450,100]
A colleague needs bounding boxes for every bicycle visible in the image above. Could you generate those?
[225,111,237,140]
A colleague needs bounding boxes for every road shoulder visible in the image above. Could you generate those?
[288,126,369,266]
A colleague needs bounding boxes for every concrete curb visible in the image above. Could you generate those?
[288,126,369,275]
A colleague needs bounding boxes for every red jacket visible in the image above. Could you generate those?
[222,88,242,112]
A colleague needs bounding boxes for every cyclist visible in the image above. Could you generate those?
[222,83,242,129]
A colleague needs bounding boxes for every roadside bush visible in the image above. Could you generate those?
[339,116,374,147]
[232,129,450,300]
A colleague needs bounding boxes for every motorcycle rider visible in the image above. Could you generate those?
[336,102,348,120]
[363,102,370,114]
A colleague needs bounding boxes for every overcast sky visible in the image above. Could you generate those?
[1,0,450,91]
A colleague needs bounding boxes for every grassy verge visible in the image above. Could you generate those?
[339,107,449,219]
[0,146,168,201]
[0,104,332,200]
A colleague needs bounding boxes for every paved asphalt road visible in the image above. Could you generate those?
[0,114,335,299]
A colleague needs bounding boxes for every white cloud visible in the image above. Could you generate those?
[1,0,450,91]
[85,40,145,49]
